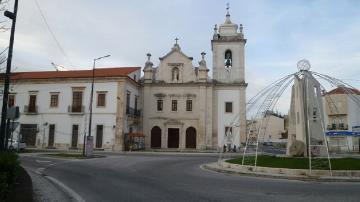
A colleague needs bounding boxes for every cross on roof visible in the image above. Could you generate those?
[175,37,179,44]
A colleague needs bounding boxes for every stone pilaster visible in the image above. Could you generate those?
[114,80,125,151]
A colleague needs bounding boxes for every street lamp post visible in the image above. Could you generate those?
[85,55,110,156]
[0,0,18,151]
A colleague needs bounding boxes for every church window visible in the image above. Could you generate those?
[296,112,300,124]
[225,102,232,113]
[157,99,163,111]
[171,100,178,111]
[186,100,192,111]
[224,50,232,68]
[172,67,180,81]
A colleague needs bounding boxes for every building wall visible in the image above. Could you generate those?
[1,76,141,151]
[212,42,245,83]
[215,88,241,147]
[260,115,284,142]
[347,95,360,130]
[142,84,213,150]
[324,93,360,152]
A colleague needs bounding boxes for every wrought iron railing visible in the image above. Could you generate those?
[126,106,141,117]
[68,105,85,114]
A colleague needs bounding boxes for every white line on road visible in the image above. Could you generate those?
[45,176,85,202]
[36,160,52,163]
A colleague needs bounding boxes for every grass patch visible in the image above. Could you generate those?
[43,153,104,159]
[227,155,360,170]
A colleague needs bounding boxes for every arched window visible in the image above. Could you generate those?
[172,67,179,81]
[224,50,232,68]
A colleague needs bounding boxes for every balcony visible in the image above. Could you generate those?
[68,105,85,115]
[327,124,348,131]
[126,106,141,118]
[24,105,38,114]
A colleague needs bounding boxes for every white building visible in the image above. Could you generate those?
[247,112,285,143]
[324,87,360,152]
[1,67,141,151]
[142,8,247,150]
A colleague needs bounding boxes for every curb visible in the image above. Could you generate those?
[45,176,85,202]
[27,169,85,202]
[201,163,360,182]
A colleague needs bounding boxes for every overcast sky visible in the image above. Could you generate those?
[0,0,359,112]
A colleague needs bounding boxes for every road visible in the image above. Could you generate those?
[21,153,360,202]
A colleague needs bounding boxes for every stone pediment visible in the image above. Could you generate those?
[159,44,193,61]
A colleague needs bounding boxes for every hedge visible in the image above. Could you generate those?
[0,151,19,201]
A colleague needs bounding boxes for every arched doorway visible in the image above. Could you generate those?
[186,127,196,149]
[151,126,161,148]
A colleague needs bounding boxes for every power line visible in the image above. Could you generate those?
[33,0,73,67]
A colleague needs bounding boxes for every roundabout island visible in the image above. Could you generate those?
[214,60,360,182]
[204,154,360,182]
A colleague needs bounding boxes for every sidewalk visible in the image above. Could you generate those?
[26,169,74,202]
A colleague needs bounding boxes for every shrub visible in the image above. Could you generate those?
[0,151,19,201]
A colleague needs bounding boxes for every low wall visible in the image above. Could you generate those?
[219,161,360,178]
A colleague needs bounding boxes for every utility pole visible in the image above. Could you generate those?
[0,0,18,151]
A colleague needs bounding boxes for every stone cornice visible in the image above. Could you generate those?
[144,82,213,87]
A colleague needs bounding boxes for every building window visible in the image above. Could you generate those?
[157,99,163,111]
[172,100,178,111]
[97,92,106,107]
[72,91,83,112]
[134,96,138,111]
[126,91,131,113]
[50,94,59,107]
[8,94,15,107]
[28,94,37,112]
[172,67,179,81]
[126,91,131,108]
[186,100,192,111]
[297,112,300,124]
[225,102,232,113]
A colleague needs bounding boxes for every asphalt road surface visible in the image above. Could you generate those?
[21,153,360,202]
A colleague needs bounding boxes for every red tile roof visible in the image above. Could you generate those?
[2,67,140,80]
[326,87,360,95]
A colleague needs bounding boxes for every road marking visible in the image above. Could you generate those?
[36,160,52,163]
[45,176,85,202]
[35,167,45,175]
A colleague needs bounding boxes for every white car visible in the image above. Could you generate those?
[7,139,26,151]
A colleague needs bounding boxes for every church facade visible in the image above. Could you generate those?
[0,8,247,152]
[142,9,247,150]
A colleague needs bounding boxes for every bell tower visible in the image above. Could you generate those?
[212,4,248,148]
[212,4,246,83]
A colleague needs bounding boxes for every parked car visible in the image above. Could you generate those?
[7,139,26,151]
